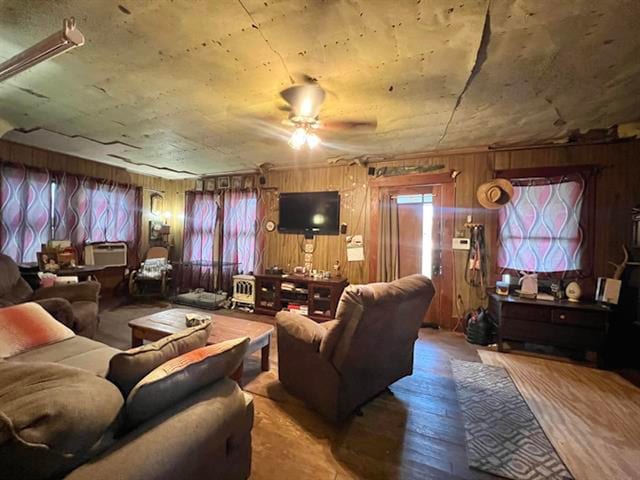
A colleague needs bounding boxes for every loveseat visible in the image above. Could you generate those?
[0,303,254,480]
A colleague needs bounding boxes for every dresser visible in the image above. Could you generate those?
[488,292,612,368]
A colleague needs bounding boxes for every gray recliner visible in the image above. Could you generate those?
[276,274,435,422]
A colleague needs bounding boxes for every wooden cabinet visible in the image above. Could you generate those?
[254,274,348,322]
[488,292,612,368]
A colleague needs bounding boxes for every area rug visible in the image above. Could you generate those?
[451,360,573,480]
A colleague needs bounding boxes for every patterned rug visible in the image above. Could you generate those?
[451,360,573,480]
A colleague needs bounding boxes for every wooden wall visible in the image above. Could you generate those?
[261,141,640,320]
[0,139,189,259]
[3,136,639,324]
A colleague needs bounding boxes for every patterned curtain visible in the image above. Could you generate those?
[222,190,257,277]
[497,173,587,274]
[0,163,52,263]
[53,173,142,264]
[180,191,219,290]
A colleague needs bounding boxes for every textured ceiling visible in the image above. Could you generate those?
[1,0,639,178]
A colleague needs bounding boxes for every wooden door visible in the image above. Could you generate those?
[369,173,455,329]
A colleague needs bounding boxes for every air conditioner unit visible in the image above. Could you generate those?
[84,242,128,267]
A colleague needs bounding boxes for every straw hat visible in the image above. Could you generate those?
[477,178,514,209]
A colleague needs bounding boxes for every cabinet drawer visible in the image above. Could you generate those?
[551,309,604,329]
[502,318,604,349]
[501,303,551,323]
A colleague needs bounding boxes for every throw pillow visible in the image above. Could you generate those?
[0,361,124,480]
[107,320,212,396]
[126,337,249,426]
[0,303,75,359]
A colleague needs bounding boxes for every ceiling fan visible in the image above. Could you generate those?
[269,75,377,150]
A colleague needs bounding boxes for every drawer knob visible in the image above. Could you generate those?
[559,314,566,320]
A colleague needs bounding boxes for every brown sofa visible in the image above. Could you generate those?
[277,274,435,422]
[1,303,254,480]
[0,253,100,337]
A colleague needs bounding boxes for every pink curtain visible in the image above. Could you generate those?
[0,163,52,263]
[53,173,141,264]
[181,191,219,290]
[497,174,586,274]
[222,190,257,276]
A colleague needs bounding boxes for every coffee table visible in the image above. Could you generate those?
[128,308,274,381]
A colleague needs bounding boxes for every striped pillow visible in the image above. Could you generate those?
[125,337,249,426]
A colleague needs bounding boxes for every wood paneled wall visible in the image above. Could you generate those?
[3,136,639,324]
[0,139,188,259]
[261,141,640,320]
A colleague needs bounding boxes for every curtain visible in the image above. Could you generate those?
[181,191,219,290]
[222,190,258,277]
[497,173,587,274]
[53,173,142,264]
[377,192,400,282]
[0,163,52,263]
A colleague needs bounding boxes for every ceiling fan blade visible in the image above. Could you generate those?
[280,84,326,117]
[321,119,378,131]
[291,72,318,84]
[276,104,292,112]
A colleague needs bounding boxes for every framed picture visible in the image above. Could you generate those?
[194,179,204,191]
[150,193,163,216]
[217,176,230,190]
[231,176,243,190]
[243,176,254,189]
[37,251,59,272]
[149,220,164,241]
[205,179,216,191]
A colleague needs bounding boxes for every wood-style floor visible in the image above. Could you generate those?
[98,302,640,480]
[480,350,640,480]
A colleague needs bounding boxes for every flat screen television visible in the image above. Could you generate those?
[278,191,340,236]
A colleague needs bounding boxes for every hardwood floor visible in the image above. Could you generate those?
[480,350,640,480]
[98,302,640,480]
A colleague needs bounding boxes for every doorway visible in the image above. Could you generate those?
[370,173,454,328]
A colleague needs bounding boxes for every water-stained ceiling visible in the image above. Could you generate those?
[1,0,639,178]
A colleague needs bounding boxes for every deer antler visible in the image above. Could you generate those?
[608,245,629,280]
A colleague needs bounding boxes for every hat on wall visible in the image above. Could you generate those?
[477,178,514,209]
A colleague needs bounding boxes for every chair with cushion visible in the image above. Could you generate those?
[0,253,100,338]
[128,246,172,297]
[276,274,435,422]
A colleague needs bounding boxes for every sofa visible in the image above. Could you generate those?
[0,253,100,338]
[0,303,254,480]
[277,274,435,422]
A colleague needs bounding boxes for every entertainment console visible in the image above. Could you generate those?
[254,274,348,322]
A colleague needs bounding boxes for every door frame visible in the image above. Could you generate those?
[369,171,456,328]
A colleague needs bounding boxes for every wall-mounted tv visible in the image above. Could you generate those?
[278,191,340,236]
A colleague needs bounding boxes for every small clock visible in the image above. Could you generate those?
[265,220,276,232]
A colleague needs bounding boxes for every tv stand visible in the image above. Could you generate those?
[254,274,348,322]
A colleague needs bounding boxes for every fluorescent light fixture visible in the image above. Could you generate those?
[0,18,84,82]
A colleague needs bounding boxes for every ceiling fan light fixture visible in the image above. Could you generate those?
[306,132,320,149]
[288,127,307,150]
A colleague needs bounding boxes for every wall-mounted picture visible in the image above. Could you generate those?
[231,176,243,189]
[149,220,164,241]
[217,176,230,189]
[194,179,204,191]
[150,193,164,216]
[243,176,254,189]
[205,179,216,191]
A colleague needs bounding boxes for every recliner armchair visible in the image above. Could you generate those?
[0,254,100,338]
[276,274,435,422]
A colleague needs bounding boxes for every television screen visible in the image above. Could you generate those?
[278,191,340,235]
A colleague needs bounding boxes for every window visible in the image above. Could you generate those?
[497,168,595,275]
[222,190,257,275]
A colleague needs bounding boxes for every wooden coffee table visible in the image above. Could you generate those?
[128,308,274,380]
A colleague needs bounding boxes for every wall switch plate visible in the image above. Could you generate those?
[452,237,471,250]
